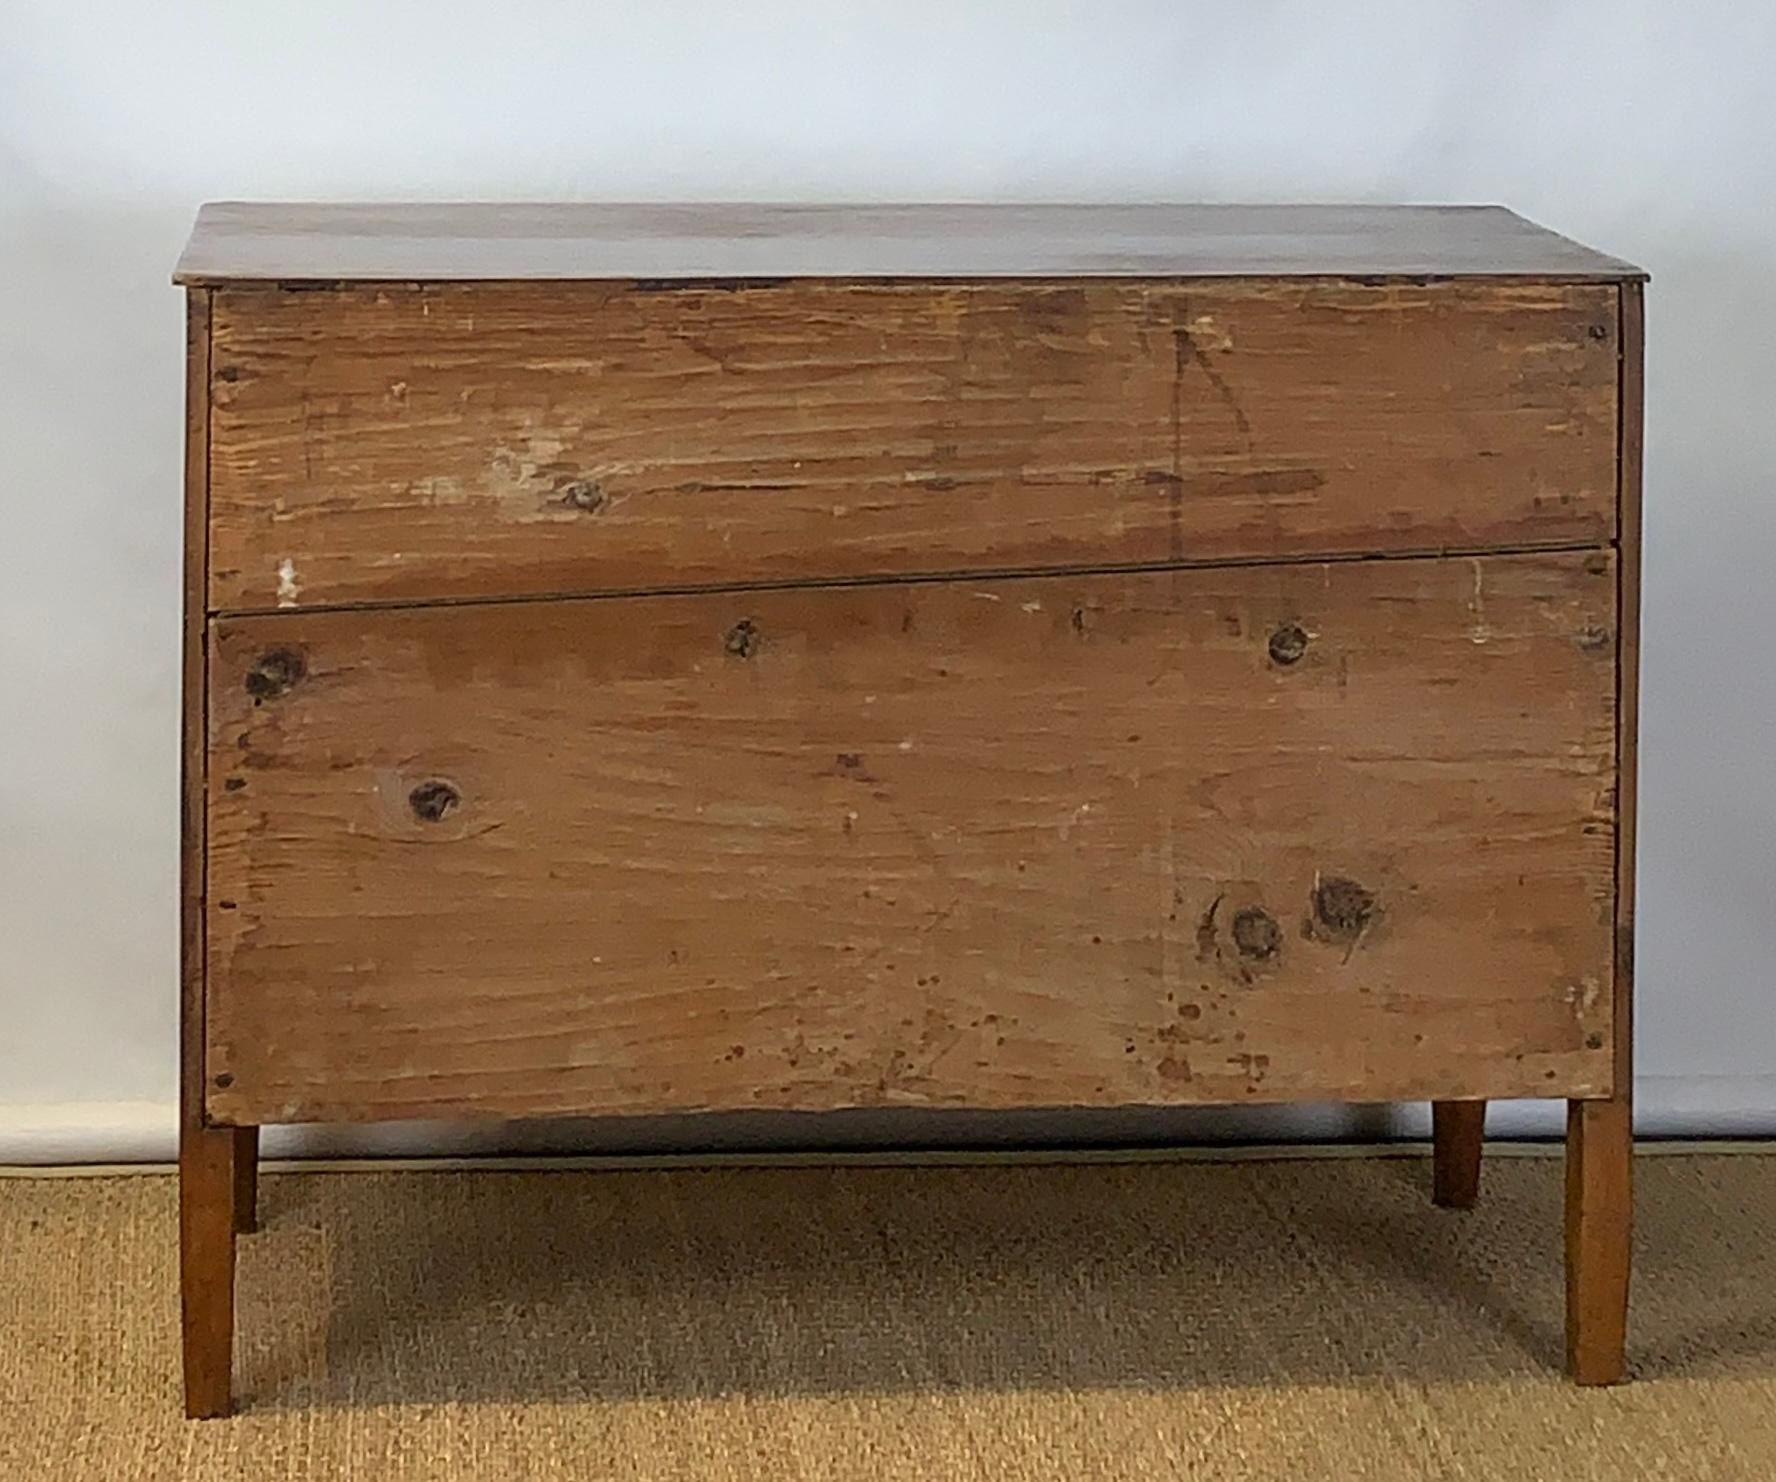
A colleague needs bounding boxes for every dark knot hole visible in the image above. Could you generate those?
[1231,906,1282,961]
[409,779,462,823]
[1313,876,1376,940]
[244,648,306,703]
[725,619,760,658]
[558,478,605,514]
[1267,624,1309,666]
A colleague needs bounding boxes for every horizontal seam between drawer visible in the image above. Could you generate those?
[208,538,1618,620]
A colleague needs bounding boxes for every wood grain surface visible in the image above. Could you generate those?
[204,552,1617,1126]
[174,202,1647,284]
[206,280,1619,611]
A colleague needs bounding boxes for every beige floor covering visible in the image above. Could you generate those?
[3,1150,1775,1480]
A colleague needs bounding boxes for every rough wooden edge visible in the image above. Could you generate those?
[180,288,212,1137]
[1615,280,1644,1104]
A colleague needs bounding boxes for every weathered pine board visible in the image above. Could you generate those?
[205,552,1617,1125]
[175,202,1647,284]
[206,280,1619,611]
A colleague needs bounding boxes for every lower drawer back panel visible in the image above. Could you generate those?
[205,552,1617,1124]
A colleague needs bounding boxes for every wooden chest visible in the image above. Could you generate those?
[174,203,1645,1414]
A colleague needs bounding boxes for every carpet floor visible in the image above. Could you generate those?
[2,1150,1774,1479]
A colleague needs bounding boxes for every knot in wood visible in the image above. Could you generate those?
[558,478,605,514]
[408,779,461,823]
[1231,906,1282,960]
[244,648,306,702]
[1313,876,1376,940]
[724,619,760,658]
[1267,623,1308,666]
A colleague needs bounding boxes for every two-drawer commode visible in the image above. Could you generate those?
[175,203,1645,1414]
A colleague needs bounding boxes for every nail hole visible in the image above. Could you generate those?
[1313,876,1376,940]
[213,1073,234,1089]
[244,648,305,702]
[409,780,461,822]
[558,478,605,514]
[1231,906,1282,961]
[1267,624,1308,666]
[725,619,760,658]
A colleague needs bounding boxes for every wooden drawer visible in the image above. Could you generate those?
[206,280,1619,613]
[204,550,1616,1125]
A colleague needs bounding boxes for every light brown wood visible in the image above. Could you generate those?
[176,204,1646,1396]
[1560,278,1643,1388]
[1431,1100,1486,1209]
[1566,1096,1632,1383]
[204,552,1616,1126]
[1613,282,1644,1099]
[174,202,1647,285]
[180,289,237,1419]
[205,279,1619,612]
[179,1123,239,1419]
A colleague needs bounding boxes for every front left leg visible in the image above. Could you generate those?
[1565,1095,1632,1385]
[181,1121,240,1418]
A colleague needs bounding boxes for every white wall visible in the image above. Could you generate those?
[4,1,1773,1160]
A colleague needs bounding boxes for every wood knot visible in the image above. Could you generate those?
[724,619,760,658]
[408,779,461,823]
[1231,906,1282,960]
[557,478,605,514]
[244,648,306,703]
[1267,624,1308,666]
[1313,876,1376,941]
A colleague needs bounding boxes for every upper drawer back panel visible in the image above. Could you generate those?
[206,280,1619,611]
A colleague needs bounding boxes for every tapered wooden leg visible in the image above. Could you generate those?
[232,1126,260,1234]
[181,1122,239,1418]
[1566,1097,1632,1385]
[1431,1099,1486,1209]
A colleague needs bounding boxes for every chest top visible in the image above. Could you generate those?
[174,201,1643,285]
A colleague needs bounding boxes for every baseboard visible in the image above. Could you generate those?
[3,1077,1772,1165]
[0,1102,179,1165]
